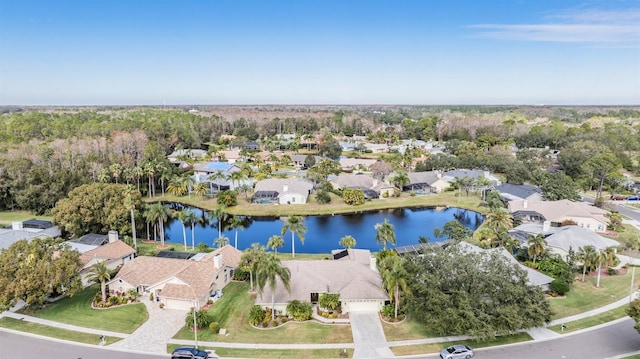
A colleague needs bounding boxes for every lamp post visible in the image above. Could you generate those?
[193,303,199,348]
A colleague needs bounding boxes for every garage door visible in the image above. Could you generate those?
[164,298,195,311]
[347,300,381,312]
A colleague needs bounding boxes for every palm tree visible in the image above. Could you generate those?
[281,216,306,258]
[123,185,139,250]
[214,236,230,248]
[379,255,409,319]
[180,176,195,198]
[228,171,247,190]
[596,247,619,287]
[240,243,266,292]
[392,171,410,191]
[227,216,245,249]
[208,170,226,193]
[339,235,357,249]
[144,202,171,246]
[192,182,208,199]
[132,165,144,191]
[167,176,187,196]
[110,163,123,184]
[375,219,396,250]
[88,262,111,303]
[174,209,189,250]
[98,168,111,183]
[475,176,491,201]
[159,164,172,197]
[578,245,598,282]
[207,205,228,244]
[485,208,513,245]
[143,161,156,198]
[183,210,201,250]
[267,235,285,253]
[527,234,547,264]
[257,252,291,319]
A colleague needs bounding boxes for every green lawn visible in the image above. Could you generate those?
[168,345,353,359]
[550,271,640,320]
[382,317,440,341]
[20,284,148,333]
[173,281,353,344]
[0,317,122,345]
[152,191,485,217]
[390,333,532,356]
[0,210,52,227]
[548,306,628,333]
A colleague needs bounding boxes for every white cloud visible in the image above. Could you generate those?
[468,9,640,46]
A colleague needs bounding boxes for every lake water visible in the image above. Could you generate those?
[159,204,484,253]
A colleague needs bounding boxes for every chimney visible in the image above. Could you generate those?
[12,221,23,230]
[436,171,442,179]
[523,200,528,209]
[542,221,551,232]
[214,253,222,269]
[283,184,289,192]
[108,230,119,243]
[370,256,377,272]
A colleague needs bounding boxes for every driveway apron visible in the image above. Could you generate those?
[109,298,188,354]
[350,311,395,358]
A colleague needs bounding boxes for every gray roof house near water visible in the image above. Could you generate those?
[493,183,543,202]
[252,178,313,205]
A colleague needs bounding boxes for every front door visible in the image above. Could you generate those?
[310,292,319,303]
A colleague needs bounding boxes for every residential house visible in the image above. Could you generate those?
[192,161,243,191]
[338,157,378,172]
[364,143,389,153]
[402,171,450,193]
[443,169,502,187]
[508,199,609,232]
[77,231,136,286]
[289,154,324,169]
[252,178,313,204]
[493,183,543,202]
[256,249,388,314]
[510,223,619,259]
[168,149,208,163]
[107,245,242,310]
[244,142,260,151]
[458,242,553,291]
[0,220,61,250]
[329,173,393,199]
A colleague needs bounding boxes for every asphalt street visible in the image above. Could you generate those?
[418,318,640,359]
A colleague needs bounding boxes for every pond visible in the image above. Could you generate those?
[158,204,484,254]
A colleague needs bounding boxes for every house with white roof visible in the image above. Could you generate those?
[0,220,61,250]
[252,178,314,204]
[508,199,609,232]
[256,248,388,314]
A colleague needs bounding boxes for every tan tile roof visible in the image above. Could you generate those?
[110,245,242,301]
[80,240,135,265]
[256,252,387,305]
[508,199,609,225]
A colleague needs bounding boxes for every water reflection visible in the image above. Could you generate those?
[161,204,484,253]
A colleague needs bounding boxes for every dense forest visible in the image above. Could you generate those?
[0,105,639,216]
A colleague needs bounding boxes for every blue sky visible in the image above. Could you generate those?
[0,0,638,105]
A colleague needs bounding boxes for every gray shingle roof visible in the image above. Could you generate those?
[494,183,542,201]
[544,225,619,252]
[254,178,313,196]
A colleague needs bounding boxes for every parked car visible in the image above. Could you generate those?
[440,344,474,359]
[611,195,626,200]
[171,347,210,359]
[628,196,639,201]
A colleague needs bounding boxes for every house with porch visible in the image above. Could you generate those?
[107,245,242,310]
[252,178,313,204]
[255,249,388,314]
[402,171,450,193]
[329,174,393,199]
[75,231,136,286]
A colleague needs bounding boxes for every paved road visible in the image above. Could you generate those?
[0,330,167,359]
[414,318,640,359]
[582,197,640,222]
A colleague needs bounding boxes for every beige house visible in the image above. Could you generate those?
[78,240,136,286]
[508,199,609,232]
[256,249,388,314]
[107,245,242,310]
[398,171,450,193]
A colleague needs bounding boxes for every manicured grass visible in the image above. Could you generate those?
[390,333,532,356]
[382,317,440,341]
[622,354,640,359]
[548,306,628,333]
[135,240,213,256]
[173,281,353,344]
[20,284,148,333]
[167,345,353,359]
[0,317,121,345]
[0,210,52,227]
[152,191,485,217]
[549,271,640,320]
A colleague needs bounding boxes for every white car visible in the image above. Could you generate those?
[440,344,474,359]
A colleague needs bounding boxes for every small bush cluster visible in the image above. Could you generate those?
[286,300,313,321]
[94,290,139,308]
[233,268,249,281]
[550,280,570,296]
[249,305,265,326]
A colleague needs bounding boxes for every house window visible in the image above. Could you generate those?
[292,197,296,203]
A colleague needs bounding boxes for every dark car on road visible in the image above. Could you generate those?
[171,347,210,359]
[628,196,639,201]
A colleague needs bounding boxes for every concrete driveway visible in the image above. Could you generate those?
[349,311,395,358]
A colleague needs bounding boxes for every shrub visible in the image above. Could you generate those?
[286,300,313,321]
[264,309,273,323]
[550,280,570,296]
[108,296,120,304]
[196,242,209,252]
[217,190,238,207]
[342,189,365,205]
[185,309,211,330]
[410,191,416,197]
[209,322,220,333]
[281,317,288,323]
[159,303,165,309]
[233,267,249,281]
[607,267,619,276]
[126,289,140,300]
[262,321,268,328]
[149,293,154,301]
[381,304,394,318]
[315,190,331,204]
[318,293,341,311]
[272,320,279,327]
[249,305,265,325]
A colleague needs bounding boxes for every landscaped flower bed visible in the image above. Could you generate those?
[93,289,140,308]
